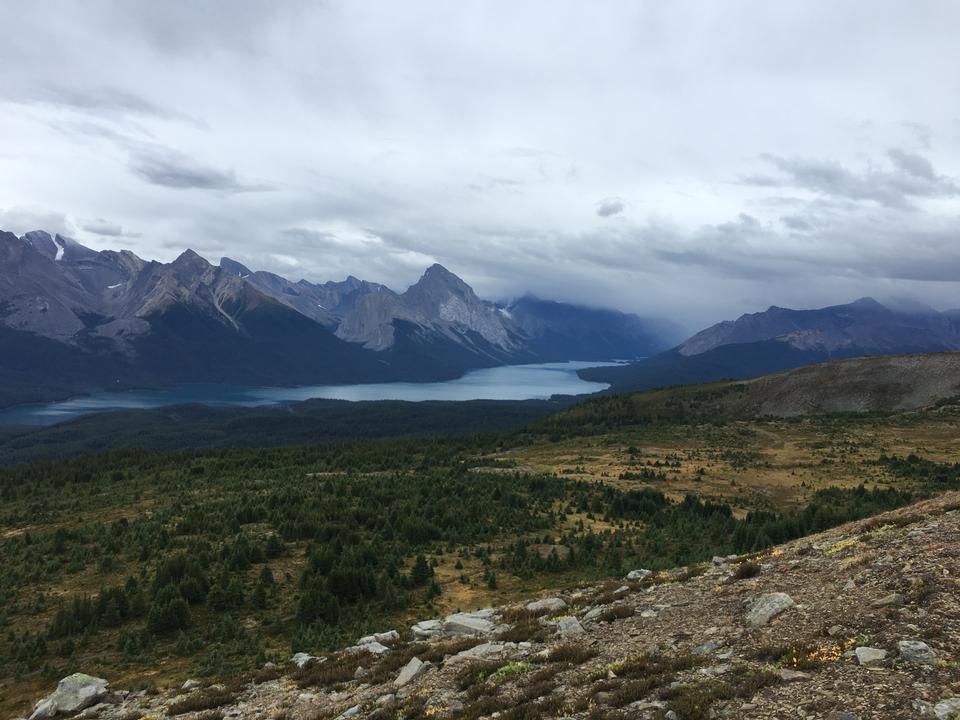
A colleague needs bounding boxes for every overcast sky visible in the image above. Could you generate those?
[1,1,958,332]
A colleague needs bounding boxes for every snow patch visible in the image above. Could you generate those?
[54,239,64,261]
[107,283,122,289]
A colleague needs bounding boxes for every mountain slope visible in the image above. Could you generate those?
[582,298,960,392]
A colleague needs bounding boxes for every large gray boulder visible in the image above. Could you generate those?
[745,592,795,627]
[395,657,431,687]
[525,597,566,613]
[442,612,497,637]
[897,640,936,664]
[29,674,110,720]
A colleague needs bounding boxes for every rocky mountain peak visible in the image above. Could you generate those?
[219,257,253,278]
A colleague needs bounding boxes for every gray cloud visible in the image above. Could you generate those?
[747,151,958,209]
[596,198,625,217]
[128,147,274,193]
[0,1,959,332]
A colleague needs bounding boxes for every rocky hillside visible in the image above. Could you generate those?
[20,493,960,720]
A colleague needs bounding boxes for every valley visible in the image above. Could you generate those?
[4,373,960,716]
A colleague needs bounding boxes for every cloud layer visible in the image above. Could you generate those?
[0,1,958,332]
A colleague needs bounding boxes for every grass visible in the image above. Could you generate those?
[167,690,236,716]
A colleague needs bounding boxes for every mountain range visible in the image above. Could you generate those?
[0,229,670,407]
[580,297,960,391]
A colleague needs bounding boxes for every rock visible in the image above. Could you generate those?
[692,639,724,655]
[583,607,603,622]
[29,674,110,720]
[376,694,396,707]
[626,569,652,581]
[871,592,905,608]
[181,679,201,691]
[450,642,512,662]
[336,706,360,719]
[898,639,936,664]
[614,585,631,596]
[776,669,811,682]
[358,630,399,645]
[825,713,859,720]
[526,597,567,613]
[347,640,390,655]
[412,619,443,639]
[443,612,497,637]
[556,616,585,639]
[827,625,843,637]
[745,592,795,627]
[395,657,431,687]
[290,652,317,668]
[935,699,960,720]
[854,646,888,666]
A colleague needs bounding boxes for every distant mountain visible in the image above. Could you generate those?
[581,297,960,391]
[0,229,671,406]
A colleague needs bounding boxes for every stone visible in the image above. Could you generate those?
[776,669,811,682]
[854,646,888,666]
[825,713,859,720]
[692,639,724,655]
[29,674,110,720]
[583,607,603,622]
[347,640,390,655]
[526,597,567,613]
[897,640,936,664]
[556,615,585,639]
[935,699,960,720]
[337,706,360,719]
[290,652,317,668]
[871,592,905,608]
[358,630,399,645]
[745,593,795,627]
[827,625,843,637]
[450,642,512,662]
[412,619,443,639]
[443,612,497,636]
[626,569,652,581]
[395,657,432,687]
[181,679,201,691]
[376,694,396,707]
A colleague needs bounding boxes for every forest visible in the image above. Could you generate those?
[0,432,927,694]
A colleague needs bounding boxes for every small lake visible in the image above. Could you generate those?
[0,361,618,426]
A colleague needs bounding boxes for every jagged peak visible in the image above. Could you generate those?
[172,248,210,268]
[220,257,252,278]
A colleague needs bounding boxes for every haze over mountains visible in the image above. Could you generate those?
[582,297,960,391]
[0,229,671,407]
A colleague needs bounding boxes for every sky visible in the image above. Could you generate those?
[0,1,958,333]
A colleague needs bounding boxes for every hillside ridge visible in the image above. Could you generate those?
[22,493,960,720]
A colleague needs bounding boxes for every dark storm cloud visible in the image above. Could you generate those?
[596,198,625,217]
[128,147,274,193]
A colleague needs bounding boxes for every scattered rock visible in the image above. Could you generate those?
[442,612,497,637]
[745,592,795,627]
[29,674,111,720]
[776,669,811,682]
[854,646,888,666]
[395,657,431,688]
[871,592,905,608]
[525,597,567,613]
[626,568,652,581]
[825,712,859,720]
[181,679,201,691]
[935,698,960,720]
[897,639,936,664]
[411,619,443,639]
[290,652,317,668]
[556,615,585,639]
[336,706,360,719]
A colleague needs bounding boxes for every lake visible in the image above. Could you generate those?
[0,361,618,426]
